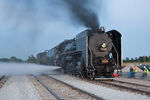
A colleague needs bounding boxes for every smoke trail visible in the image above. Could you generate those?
[64,0,100,32]
[0,62,60,76]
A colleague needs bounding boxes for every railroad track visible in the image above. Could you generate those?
[33,75,62,100]
[67,75,150,96]
[98,80,150,96]
[33,74,103,100]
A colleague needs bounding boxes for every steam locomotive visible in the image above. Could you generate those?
[37,27,122,79]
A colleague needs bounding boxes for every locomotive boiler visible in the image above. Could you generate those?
[37,27,122,79]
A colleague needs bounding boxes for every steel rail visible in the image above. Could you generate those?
[113,80,150,88]
[33,76,62,100]
[99,81,150,95]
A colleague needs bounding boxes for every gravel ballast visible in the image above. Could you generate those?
[0,76,42,100]
[49,74,150,100]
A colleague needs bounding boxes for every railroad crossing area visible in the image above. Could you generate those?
[0,70,150,100]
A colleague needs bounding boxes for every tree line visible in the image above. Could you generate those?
[0,55,37,63]
[123,56,150,63]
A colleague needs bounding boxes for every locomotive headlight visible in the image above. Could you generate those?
[102,43,106,48]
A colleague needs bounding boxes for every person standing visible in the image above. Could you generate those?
[142,66,149,78]
[133,66,137,77]
[133,66,137,72]
[128,66,133,78]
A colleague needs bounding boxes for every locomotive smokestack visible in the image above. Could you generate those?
[64,0,100,32]
[99,27,105,33]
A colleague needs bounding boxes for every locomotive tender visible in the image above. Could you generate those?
[37,27,122,79]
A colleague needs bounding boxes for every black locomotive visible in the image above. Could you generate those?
[37,27,122,79]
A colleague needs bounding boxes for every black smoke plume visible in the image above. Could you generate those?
[64,0,100,32]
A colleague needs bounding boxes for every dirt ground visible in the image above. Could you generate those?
[123,62,150,66]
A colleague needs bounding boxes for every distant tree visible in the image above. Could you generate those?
[10,56,17,62]
[130,58,134,62]
[0,58,9,62]
[145,56,148,62]
[126,57,130,62]
[9,56,23,62]
[123,59,126,63]
[148,56,150,62]
[27,55,37,63]
[139,56,144,62]
[134,57,138,62]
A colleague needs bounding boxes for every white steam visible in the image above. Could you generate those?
[0,62,60,76]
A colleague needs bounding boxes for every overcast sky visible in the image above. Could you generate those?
[0,0,150,60]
